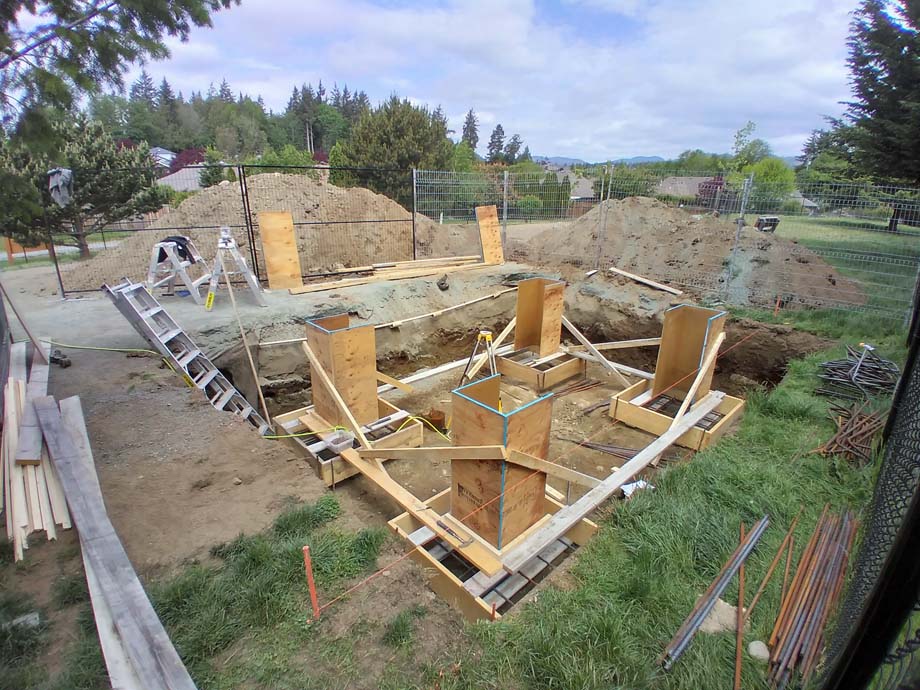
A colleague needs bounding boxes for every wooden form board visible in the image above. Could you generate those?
[16,341,51,465]
[513,278,565,357]
[610,379,745,451]
[497,351,586,391]
[652,304,727,399]
[475,205,504,265]
[305,314,378,426]
[388,488,597,622]
[257,211,303,289]
[450,374,551,549]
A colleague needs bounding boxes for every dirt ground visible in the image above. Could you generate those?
[1,260,829,688]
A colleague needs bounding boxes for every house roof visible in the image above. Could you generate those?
[656,176,712,198]
[158,166,201,192]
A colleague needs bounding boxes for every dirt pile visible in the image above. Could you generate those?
[63,173,438,291]
[518,197,864,308]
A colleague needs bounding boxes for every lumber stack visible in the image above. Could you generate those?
[289,256,486,294]
[35,394,197,690]
[2,341,71,561]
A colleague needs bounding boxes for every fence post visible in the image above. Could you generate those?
[723,174,754,301]
[594,163,612,270]
[411,168,418,260]
[237,165,261,283]
[501,170,509,249]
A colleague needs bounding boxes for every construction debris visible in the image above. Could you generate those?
[816,402,886,465]
[816,344,900,400]
[768,507,857,688]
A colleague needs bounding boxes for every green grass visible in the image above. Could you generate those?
[420,336,903,690]
[0,592,48,690]
[382,605,428,648]
[52,573,89,607]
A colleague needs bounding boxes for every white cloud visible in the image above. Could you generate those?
[138,0,857,159]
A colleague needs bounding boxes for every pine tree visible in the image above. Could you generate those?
[129,70,156,105]
[846,0,920,184]
[462,109,479,150]
[504,134,523,164]
[218,78,234,103]
[487,124,505,163]
[521,145,532,161]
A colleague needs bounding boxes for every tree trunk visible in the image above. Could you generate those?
[73,216,91,258]
[888,206,902,234]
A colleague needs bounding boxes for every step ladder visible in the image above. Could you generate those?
[205,227,266,310]
[147,237,211,305]
[104,279,270,435]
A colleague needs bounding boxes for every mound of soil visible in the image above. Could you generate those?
[517,197,864,309]
[62,173,438,291]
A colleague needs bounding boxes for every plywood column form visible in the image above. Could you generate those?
[513,277,565,357]
[450,374,552,549]
[305,314,379,426]
[652,304,727,404]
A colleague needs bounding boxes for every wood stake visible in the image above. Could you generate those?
[303,545,320,621]
[0,280,47,363]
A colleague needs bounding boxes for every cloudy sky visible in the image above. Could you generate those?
[128,0,857,160]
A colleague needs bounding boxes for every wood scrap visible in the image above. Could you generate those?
[561,316,630,387]
[16,340,51,465]
[288,259,487,295]
[607,266,682,295]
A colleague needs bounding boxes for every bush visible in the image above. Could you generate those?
[516,194,543,218]
[780,199,805,214]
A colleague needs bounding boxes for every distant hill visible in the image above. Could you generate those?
[780,156,798,168]
[534,154,667,166]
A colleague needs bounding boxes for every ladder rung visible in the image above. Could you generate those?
[215,389,236,410]
[177,349,201,367]
[195,369,220,388]
[157,327,183,343]
[138,306,163,320]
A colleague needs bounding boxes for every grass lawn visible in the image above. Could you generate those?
[0,310,906,690]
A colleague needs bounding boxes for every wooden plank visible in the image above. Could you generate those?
[507,451,600,488]
[16,341,51,465]
[652,305,726,398]
[562,348,654,380]
[542,356,586,390]
[505,396,553,460]
[475,205,504,265]
[288,262,488,294]
[358,445,507,461]
[673,332,726,421]
[376,371,413,393]
[35,396,197,690]
[9,341,27,383]
[301,342,371,448]
[339,446,505,575]
[514,279,544,353]
[561,316,630,387]
[257,211,303,289]
[34,459,56,539]
[539,282,565,356]
[376,344,515,394]
[382,288,516,329]
[567,337,662,352]
[43,446,72,529]
[0,281,47,363]
[501,393,725,573]
[607,266,683,295]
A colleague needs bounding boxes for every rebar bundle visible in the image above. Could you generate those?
[816,345,900,400]
[768,507,858,689]
[816,402,886,466]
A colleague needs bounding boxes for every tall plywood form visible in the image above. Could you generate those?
[305,314,379,426]
[652,305,727,401]
[475,205,505,265]
[513,278,565,357]
[450,374,550,549]
[258,211,303,289]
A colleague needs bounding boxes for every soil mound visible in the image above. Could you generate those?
[63,173,437,291]
[520,197,864,308]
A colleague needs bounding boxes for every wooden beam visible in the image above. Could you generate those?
[672,332,726,422]
[0,281,47,363]
[358,445,508,461]
[288,262,488,294]
[339,447,505,576]
[301,342,371,448]
[15,341,51,465]
[506,450,600,488]
[566,337,662,352]
[608,266,682,295]
[561,348,654,380]
[466,317,516,380]
[561,316,630,387]
[500,393,725,573]
[375,371,413,393]
[380,288,517,329]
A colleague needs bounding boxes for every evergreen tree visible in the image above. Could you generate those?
[487,124,505,163]
[845,0,920,184]
[218,78,234,103]
[130,70,157,106]
[520,145,532,161]
[504,134,523,164]
[462,109,479,151]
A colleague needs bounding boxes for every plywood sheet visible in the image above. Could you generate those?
[475,205,504,265]
[505,397,553,459]
[652,305,726,398]
[305,315,379,426]
[258,211,302,289]
[513,278,564,356]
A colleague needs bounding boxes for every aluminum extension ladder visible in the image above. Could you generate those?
[104,279,270,435]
